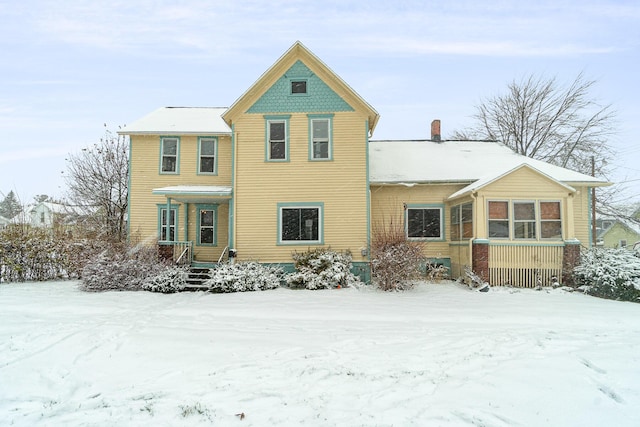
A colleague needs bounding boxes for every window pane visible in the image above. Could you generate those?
[514,221,536,239]
[313,120,329,139]
[462,222,474,239]
[408,208,441,238]
[200,228,214,244]
[281,208,319,241]
[201,210,214,226]
[541,221,562,239]
[313,141,329,159]
[200,139,215,156]
[291,80,307,94]
[200,157,215,173]
[489,201,508,219]
[163,139,177,155]
[461,203,473,222]
[489,220,509,238]
[162,156,176,172]
[540,202,560,220]
[514,202,535,220]
[270,141,286,160]
[270,122,285,141]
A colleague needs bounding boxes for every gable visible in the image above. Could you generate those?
[479,165,573,198]
[247,61,354,114]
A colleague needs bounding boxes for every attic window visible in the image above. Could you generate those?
[291,80,307,94]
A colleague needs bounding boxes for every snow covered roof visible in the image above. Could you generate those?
[369,140,610,187]
[120,107,231,136]
[152,186,233,197]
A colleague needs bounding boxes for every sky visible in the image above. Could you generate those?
[1,0,639,205]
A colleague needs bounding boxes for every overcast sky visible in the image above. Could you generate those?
[1,0,639,205]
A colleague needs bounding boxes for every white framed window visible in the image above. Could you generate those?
[160,137,179,173]
[406,205,444,240]
[197,205,217,246]
[487,200,563,240]
[310,117,331,160]
[278,203,323,244]
[158,206,178,241]
[451,202,473,240]
[198,137,217,174]
[513,201,536,239]
[266,117,289,161]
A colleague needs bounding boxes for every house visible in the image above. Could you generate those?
[0,214,9,229]
[120,41,610,287]
[596,212,640,249]
[28,202,70,228]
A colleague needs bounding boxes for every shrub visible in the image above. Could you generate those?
[142,266,188,293]
[572,247,640,302]
[285,248,361,290]
[371,218,426,291]
[80,242,166,292]
[204,261,283,293]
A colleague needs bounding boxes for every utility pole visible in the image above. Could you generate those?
[591,156,597,246]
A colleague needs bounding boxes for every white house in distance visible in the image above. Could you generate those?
[28,202,71,228]
[0,214,10,229]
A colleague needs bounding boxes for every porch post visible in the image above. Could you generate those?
[166,197,172,241]
[562,239,581,286]
[472,239,490,283]
[184,203,189,242]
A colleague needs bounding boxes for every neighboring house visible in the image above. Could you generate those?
[0,214,9,229]
[120,41,610,287]
[596,216,640,249]
[28,202,75,228]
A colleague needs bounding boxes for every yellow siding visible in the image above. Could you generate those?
[370,183,466,259]
[128,134,232,244]
[233,111,369,263]
[573,186,591,246]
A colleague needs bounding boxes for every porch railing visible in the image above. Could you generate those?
[159,241,193,266]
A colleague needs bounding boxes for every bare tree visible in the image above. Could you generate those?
[64,125,128,242]
[454,72,615,177]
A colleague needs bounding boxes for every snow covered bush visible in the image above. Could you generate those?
[204,262,283,293]
[80,242,166,292]
[141,266,188,293]
[371,218,426,291]
[285,248,361,290]
[573,247,640,302]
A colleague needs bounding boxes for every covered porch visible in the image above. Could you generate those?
[153,185,233,267]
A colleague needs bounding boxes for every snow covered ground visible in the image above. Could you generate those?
[1,281,639,427]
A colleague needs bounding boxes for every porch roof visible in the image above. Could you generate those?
[119,107,231,135]
[152,185,233,202]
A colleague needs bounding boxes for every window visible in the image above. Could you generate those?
[266,118,288,161]
[159,207,177,241]
[513,201,536,239]
[197,205,217,246]
[198,137,217,174]
[620,239,628,248]
[488,201,509,238]
[291,80,307,94]
[160,137,179,173]
[407,206,443,239]
[487,200,563,240]
[540,201,562,239]
[451,203,473,240]
[310,118,331,160]
[279,204,322,244]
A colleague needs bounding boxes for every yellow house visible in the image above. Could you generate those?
[120,41,610,287]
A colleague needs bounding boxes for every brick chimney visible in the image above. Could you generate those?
[431,119,441,142]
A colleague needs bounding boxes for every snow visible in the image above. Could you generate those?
[369,139,609,186]
[120,107,231,135]
[1,281,639,426]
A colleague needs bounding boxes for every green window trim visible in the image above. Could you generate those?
[197,137,218,175]
[264,115,291,162]
[157,204,179,242]
[405,204,445,241]
[277,202,324,245]
[308,114,334,161]
[195,204,218,246]
[159,136,180,174]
